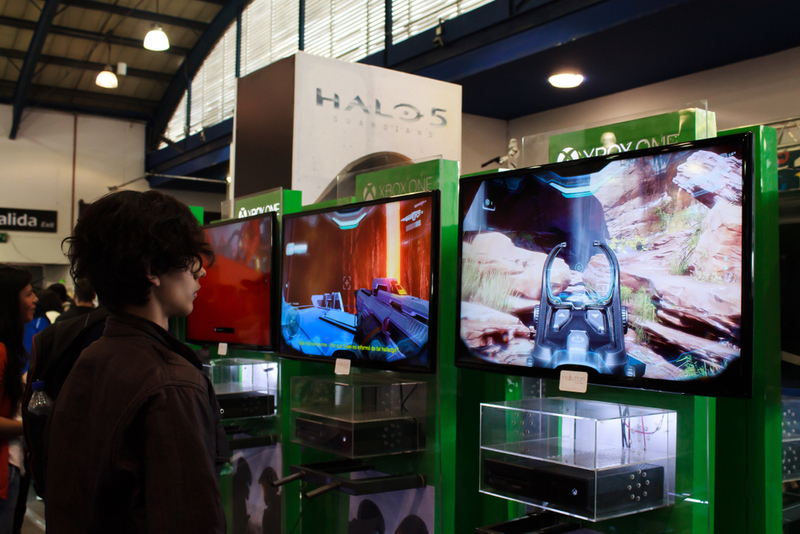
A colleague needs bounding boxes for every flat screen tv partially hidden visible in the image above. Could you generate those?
[186,212,276,351]
[279,191,440,373]
[455,133,754,397]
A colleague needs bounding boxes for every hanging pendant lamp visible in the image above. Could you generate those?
[95,41,118,88]
[144,0,170,51]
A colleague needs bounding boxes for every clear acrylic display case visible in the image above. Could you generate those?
[203,358,278,419]
[290,374,426,458]
[480,398,676,522]
[783,397,800,481]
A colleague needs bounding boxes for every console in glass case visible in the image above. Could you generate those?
[203,358,278,419]
[290,374,426,458]
[480,398,676,521]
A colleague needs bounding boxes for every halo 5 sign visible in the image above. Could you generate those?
[0,208,57,233]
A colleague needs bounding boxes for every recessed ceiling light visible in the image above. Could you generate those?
[549,73,584,88]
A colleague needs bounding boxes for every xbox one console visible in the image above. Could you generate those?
[484,456,664,518]
[295,416,422,457]
[217,391,275,419]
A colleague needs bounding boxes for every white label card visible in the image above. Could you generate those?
[334,358,351,375]
[218,343,228,356]
[559,370,588,393]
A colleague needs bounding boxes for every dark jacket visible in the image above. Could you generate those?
[24,306,110,498]
[54,304,94,323]
[45,313,228,534]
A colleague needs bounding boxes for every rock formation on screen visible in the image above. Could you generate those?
[672,150,743,207]
[459,148,743,380]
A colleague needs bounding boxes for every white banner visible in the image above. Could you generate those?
[292,52,462,203]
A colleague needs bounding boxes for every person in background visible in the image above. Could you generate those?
[46,190,227,533]
[0,265,36,534]
[45,284,73,312]
[35,290,62,325]
[22,290,49,357]
[55,280,95,323]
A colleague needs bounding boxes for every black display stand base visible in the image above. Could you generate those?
[476,512,582,534]
[784,489,800,533]
[271,459,426,499]
[223,423,278,451]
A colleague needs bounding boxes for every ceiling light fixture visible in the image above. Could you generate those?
[95,41,118,89]
[144,0,170,51]
[95,65,118,88]
[549,73,584,88]
[144,25,170,51]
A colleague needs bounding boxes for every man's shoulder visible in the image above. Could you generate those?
[85,331,206,388]
[37,308,110,349]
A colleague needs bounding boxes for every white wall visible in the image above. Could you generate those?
[0,105,147,279]
[508,46,800,144]
[461,113,509,175]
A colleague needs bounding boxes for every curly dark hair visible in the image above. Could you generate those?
[0,264,32,411]
[64,190,213,311]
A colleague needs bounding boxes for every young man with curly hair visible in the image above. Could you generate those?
[45,190,227,533]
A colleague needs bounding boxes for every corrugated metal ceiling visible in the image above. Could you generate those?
[0,0,223,118]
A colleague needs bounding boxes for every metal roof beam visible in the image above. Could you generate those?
[0,96,153,122]
[10,0,61,139]
[0,15,191,56]
[0,79,160,110]
[150,0,247,149]
[0,48,173,83]
[61,0,210,31]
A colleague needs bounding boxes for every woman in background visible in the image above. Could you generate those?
[0,265,36,533]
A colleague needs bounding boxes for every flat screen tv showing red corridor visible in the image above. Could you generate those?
[186,212,275,351]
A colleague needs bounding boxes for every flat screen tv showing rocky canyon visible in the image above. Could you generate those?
[456,133,753,397]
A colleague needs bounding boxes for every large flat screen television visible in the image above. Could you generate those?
[456,133,753,397]
[186,212,276,351]
[279,191,440,373]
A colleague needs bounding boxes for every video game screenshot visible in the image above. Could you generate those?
[187,214,273,349]
[458,139,747,386]
[280,193,436,371]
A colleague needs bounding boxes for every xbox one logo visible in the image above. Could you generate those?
[238,207,248,218]
[363,183,377,201]
[557,147,581,162]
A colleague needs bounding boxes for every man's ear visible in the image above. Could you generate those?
[145,265,161,287]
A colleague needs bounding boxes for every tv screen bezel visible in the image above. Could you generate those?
[454,133,754,398]
[277,190,441,374]
[185,210,278,352]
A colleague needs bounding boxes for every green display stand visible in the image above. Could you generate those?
[714,125,781,534]
[280,159,466,534]
[460,118,779,534]
[189,123,780,534]
[189,189,302,534]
